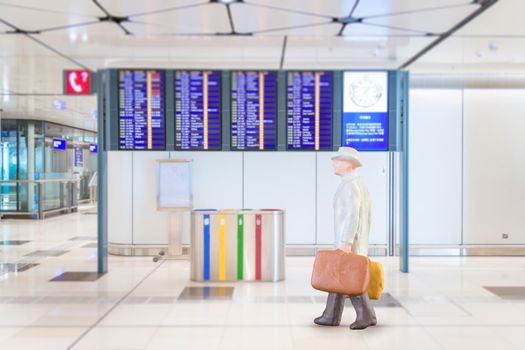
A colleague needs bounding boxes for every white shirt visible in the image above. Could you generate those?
[333,170,372,256]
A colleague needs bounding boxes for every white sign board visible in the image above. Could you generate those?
[157,159,192,209]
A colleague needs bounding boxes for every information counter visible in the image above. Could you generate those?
[191,209,285,282]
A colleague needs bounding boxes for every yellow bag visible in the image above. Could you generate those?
[368,261,384,300]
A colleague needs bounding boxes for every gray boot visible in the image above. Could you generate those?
[314,293,346,326]
[349,292,377,330]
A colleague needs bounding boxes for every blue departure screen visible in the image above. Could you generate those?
[231,71,278,150]
[118,70,166,150]
[342,71,389,151]
[175,71,222,150]
[287,71,333,150]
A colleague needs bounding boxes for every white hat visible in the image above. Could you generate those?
[331,147,362,166]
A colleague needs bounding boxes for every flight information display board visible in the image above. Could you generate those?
[118,70,165,150]
[342,71,389,151]
[175,71,222,150]
[231,71,278,150]
[287,71,333,150]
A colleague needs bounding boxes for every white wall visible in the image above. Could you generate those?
[132,152,170,245]
[244,152,316,245]
[409,88,525,246]
[107,152,133,245]
[463,90,525,244]
[409,89,463,245]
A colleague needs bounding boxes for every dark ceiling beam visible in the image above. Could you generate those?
[336,0,360,36]
[92,0,132,35]
[279,35,288,70]
[226,4,237,34]
[399,0,499,69]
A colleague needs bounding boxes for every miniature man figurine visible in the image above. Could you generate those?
[314,146,377,330]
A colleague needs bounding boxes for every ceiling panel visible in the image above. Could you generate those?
[251,23,341,36]
[353,0,473,18]
[362,3,478,35]
[244,0,354,18]
[343,23,430,37]
[126,3,230,34]
[36,23,137,58]
[231,3,336,35]
[0,7,97,32]
[455,0,525,36]
[99,0,204,17]
[0,0,103,18]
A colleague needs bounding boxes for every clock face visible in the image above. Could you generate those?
[349,75,383,108]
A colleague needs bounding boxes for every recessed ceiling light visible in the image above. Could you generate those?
[489,41,499,51]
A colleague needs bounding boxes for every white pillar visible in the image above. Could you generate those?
[27,122,35,212]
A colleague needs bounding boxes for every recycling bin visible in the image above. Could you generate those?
[191,209,285,282]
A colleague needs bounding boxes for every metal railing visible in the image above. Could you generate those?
[0,179,79,219]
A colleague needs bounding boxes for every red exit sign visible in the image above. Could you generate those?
[64,70,93,95]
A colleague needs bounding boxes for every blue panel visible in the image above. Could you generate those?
[74,146,84,167]
[231,71,278,151]
[174,70,222,150]
[118,70,166,150]
[203,214,211,281]
[52,138,67,151]
[342,112,388,151]
[342,71,389,152]
[286,71,333,151]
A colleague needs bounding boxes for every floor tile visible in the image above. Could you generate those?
[50,272,105,282]
[484,286,525,299]
[220,326,294,350]
[0,263,39,273]
[0,240,31,245]
[178,286,234,301]
[73,327,157,350]
[25,250,69,257]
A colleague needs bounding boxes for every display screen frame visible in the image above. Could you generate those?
[230,70,279,152]
[173,69,223,151]
[285,70,335,152]
[117,68,167,151]
[341,70,390,152]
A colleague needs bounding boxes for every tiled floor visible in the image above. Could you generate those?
[1,210,525,349]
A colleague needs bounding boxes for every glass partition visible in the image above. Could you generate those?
[0,119,97,216]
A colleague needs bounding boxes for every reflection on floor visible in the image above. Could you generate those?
[1,210,525,349]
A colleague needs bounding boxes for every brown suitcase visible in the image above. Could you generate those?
[311,249,370,296]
